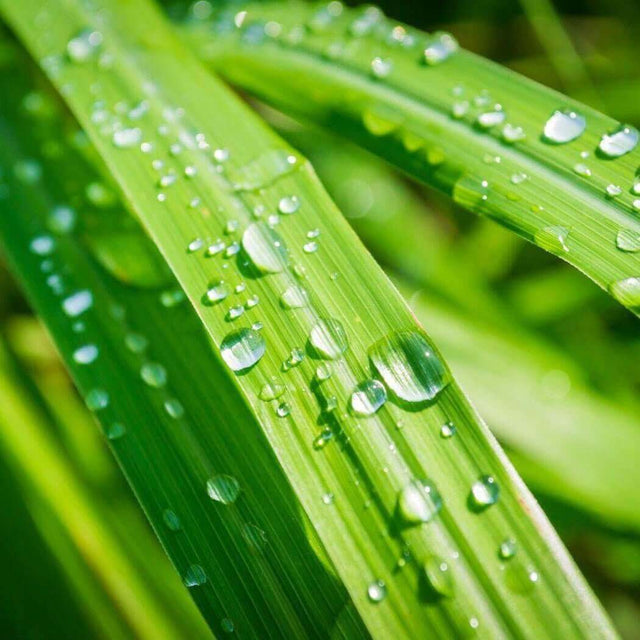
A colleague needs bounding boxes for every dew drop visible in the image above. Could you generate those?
[259,377,286,401]
[207,475,240,504]
[606,184,622,197]
[163,509,182,531]
[476,106,505,129]
[30,235,55,256]
[206,281,230,304]
[47,205,76,234]
[112,127,142,148]
[573,162,592,177]
[183,564,207,587]
[542,109,585,144]
[616,229,640,252]
[164,398,185,419]
[499,538,517,560]
[280,285,309,309]
[140,362,168,388]
[86,388,109,411]
[424,556,454,598]
[315,363,332,381]
[276,402,290,418]
[369,331,449,403]
[423,32,458,65]
[309,318,348,359]
[221,619,234,634]
[125,332,148,353]
[608,276,640,309]
[371,56,393,78]
[73,344,98,365]
[303,241,319,253]
[226,305,245,321]
[242,222,289,273]
[470,475,500,509]
[501,123,526,143]
[67,29,102,62]
[397,479,443,524]
[367,580,387,603]
[220,328,266,371]
[440,421,456,438]
[278,195,300,214]
[598,124,639,158]
[350,379,387,416]
[105,422,125,439]
[62,290,93,317]
[534,225,570,254]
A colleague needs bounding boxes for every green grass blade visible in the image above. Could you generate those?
[0,0,617,636]
[179,2,640,317]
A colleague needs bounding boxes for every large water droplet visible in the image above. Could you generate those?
[350,379,387,416]
[278,195,300,214]
[543,109,585,144]
[423,32,458,65]
[598,124,639,158]
[367,580,387,603]
[220,328,266,371]
[207,475,241,504]
[424,556,454,598]
[616,229,640,252]
[369,331,450,403]
[309,318,348,359]
[476,107,505,129]
[397,479,442,524]
[242,223,288,273]
[608,276,640,308]
[470,475,500,510]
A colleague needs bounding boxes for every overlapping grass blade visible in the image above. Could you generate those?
[0,0,617,637]
[179,1,640,316]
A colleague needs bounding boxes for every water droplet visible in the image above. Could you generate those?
[499,538,517,560]
[226,304,245,321]
[284,347,305,369]
[315,363,332,381]
[225,241,240,258]
[303,241,319,254]
[598,124,639,158]
[163,509,182,531]
[125,332,148,353]
[164,398,184,419]
[86,182,116,208]
[276,402,291,417]
[510,172,528,185]
[207,475,240,504]
[309,318,348,359]
[160,289,185,308]
[440,422,456,438]
[369,331,449,403]
[367,580,387,603]
[476,106,505,129]
[220,618,234,634]
[220,328,266,371]
[362,108,402,136]
[423,32,458,65]
[543,109,585,144]
[47,205,76,234]
[30,235,55,256]
[534,225,570,254]
[371,56,393,78]
[606,184,622,197]
[112,127,142,148]
[140,362,168,388]
[313,428,333,450]
[350,379,387,416]
[280,285,309,309]
[505,562,539,594]
[451,100,469,119]
[573,162,592,177]
[616,229,640,252]
[242,223,289,273]
[86,388,109,411]
[259,377,286,401]
[242,523,268,552]
[183,564,207,587]
[470,475,500,509]
[424,556,454,598]
[67,29,102,62]
[206,281,230,304]
[397,479,443,524]
[278,195,300,215]
[105,422,125,439]
[14,159,42,183]
[502,123,526,143]
[213,148,230,163]
[73,344,98,365]
[229,149,298,191]
[62,290,93,317]
[609,277,640,309]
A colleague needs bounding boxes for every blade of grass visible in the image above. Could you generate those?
[179,2,640,317]
[0,0,617,636]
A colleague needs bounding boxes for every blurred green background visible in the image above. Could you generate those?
[1,0,640,637]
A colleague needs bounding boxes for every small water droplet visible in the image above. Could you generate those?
[476,106,505,129]
[534,225,570,254]
[276,401,290,417]
[573,162,592,177]
[309,318,348,359]
[397,479,443,524]
[315,363,332,381]
[280,285,309,309]
[510,172,528,185]
[502,123,526,143]
[67,29,102,62]
[221,618,234,634]
[62,290,93,317]
[606,184,622,197]
[543,109,585,144]
[207,475,240,504]
[313,428,333,450]
[226,304,245,321]
[371,56,393,78]
[183,564,207,587]
[440,422,456,438]
[125,332,148,353]
[350,379,387,416]
[470,475,500,509]
[163,509,182,531]
[284,347,305,369]
[361,579,388,609]
[303,241,319,253]
[140,362,168,388]
[369,331,449,403]
[73,344,98,365]
[164,398,184,419]
[499,538,517,560]
[220,328,266,371]
[206,281,230,304]
[278,195,301,214]
[30,235,55,256]
[424,556,454,598]
[259,377,285,401]
[423,32,458,65]
[112,127,142,148]
[106,422,125,440]
[47,205,76,234]
[599,124,639,158]
[213,148,230,163]
[86,388,109,411]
